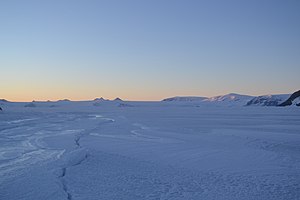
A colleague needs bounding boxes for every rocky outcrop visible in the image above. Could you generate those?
[278,90,300,107]
[94,97,106,101]
[114,97,123,101]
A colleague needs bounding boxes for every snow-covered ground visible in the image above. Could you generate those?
[0,101,300,200]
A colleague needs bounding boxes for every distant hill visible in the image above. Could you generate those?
[94,97,106,101]
[114,97,123,101]
[162,96,207,102]
[0,99,9,103]
[162,93,253,105]
[203,93,253,105]
[278,90,300,107]
[57,99,71,102]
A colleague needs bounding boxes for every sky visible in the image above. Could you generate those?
[1,0,300,101]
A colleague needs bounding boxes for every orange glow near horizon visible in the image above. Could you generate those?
[1,87,215,102]
[1,92,200,102]
[1,83,297,102]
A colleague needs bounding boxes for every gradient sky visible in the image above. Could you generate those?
[1,0,300,101]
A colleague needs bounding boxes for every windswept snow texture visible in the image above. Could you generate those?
[0,101,300,200]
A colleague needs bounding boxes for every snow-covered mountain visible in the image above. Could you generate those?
[162,93,253,106]
[113,97,123,101]
[94,97,106,101]
[246,94,289,106]
[203,93,254,105]
[278,90,300,107]
[0,99,9,103]
[0,99,9,105]
[162,96,207,102]
[161,92,298,107]
[93,97,127,107]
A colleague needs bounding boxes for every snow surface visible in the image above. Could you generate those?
[0,101,300,200]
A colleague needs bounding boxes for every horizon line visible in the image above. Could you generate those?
[1,91,295,103]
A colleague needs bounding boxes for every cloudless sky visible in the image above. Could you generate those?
[1,0,300,101]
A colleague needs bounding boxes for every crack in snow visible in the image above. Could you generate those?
[57,114,115,200]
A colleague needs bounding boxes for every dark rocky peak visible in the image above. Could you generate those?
[278,90,300,107]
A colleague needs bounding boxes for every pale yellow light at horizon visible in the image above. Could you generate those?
[2,82,296,102]
[1,84,216,102]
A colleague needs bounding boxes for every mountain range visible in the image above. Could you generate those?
[162,91,300,107]
[1,91,299,107]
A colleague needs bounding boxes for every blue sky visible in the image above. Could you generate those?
[1,0,300,101]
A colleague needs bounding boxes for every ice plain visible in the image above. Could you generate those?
[0,100,300,200]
